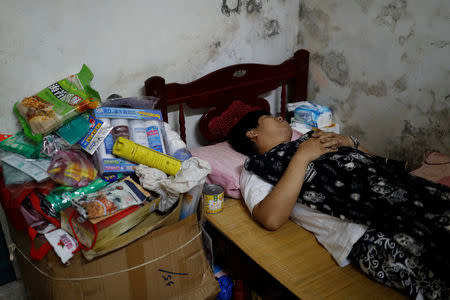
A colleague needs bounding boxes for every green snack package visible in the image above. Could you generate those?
[0,130,43,158]
[14,65,101,139]
[45,173,124,214]
[56,114,91,145]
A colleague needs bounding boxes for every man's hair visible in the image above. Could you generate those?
[228,110,271,156]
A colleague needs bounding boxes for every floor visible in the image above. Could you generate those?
[0,280,28,300]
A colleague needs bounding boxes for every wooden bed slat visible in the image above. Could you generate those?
[206,199,407,300]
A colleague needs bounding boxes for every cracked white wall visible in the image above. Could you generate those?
[298,0,449,166]
[0,0,299,147]
[1,0,448,166]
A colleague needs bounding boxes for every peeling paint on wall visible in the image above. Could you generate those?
[430,40,449,48]
[376,0,408,32]
[321,51,349,86]
[393,75,407,93]
[400,52,408,62]
[390,114,450,168]
[297,31,304,46]
[246,0,262,14]
[354,0,371,14]
[298,0,448,169]
[265,19,280,37]
[221,0,242,16]
[366,81,387,97]
[300,5,330,47]
[398,24,415,46]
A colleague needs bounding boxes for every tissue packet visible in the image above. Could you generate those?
[288,101,332,128]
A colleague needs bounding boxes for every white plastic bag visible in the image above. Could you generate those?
[135,157,211,212]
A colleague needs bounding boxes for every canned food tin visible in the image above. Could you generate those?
[202,184,224,214]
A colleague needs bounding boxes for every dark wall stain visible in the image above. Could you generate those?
[265,19,280,37]
[398,24,415,46]
[366,81,387,97]
[207,41,222,62]
[376,0,408,32]
[308,81,321,100]
[389,91,450,167]
[389,115,450,168]
[297,31,304,46]
[430,40,449,48]
[311,52,324,65]
[221,0,242,16]
[355,0,371,14]
[246,0,262,14]
[330,82,364,138]
[300,5,330,47]
[393,75,407,92]
[321,51,349,86]
[401,52,408,62]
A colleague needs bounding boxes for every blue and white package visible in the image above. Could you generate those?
[93,107,165,175]
[144,120,166,153]
[93,107,162,120]
[288,101,333,128]
[78,116,113,155]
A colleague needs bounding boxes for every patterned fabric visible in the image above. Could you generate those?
[244,131,450,285]
[349,229,450,300]
[208,100,267,140]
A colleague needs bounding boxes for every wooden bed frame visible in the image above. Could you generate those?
[144,50,406,299]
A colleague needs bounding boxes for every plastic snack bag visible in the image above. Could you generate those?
[44,174,123,214]
[15,65,101,140]
[47,150,98,187]
[71,176,149,219]
[0,131,43,158]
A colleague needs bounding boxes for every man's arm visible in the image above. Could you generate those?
[252,136,340,230]
[312,131,373,155]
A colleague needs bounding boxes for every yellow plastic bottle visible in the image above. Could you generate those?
[112,137,181,176]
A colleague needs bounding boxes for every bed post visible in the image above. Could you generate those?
[294,49,309,102]
[145,76,168,122]
[281,81,286,119]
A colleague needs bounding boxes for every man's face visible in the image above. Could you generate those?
[255,115,292,141]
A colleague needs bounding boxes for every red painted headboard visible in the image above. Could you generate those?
[144,49,309,143]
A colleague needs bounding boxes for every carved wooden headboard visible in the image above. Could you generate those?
[144,49,309,143]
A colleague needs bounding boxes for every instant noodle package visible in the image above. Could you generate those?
[15,65,101,141]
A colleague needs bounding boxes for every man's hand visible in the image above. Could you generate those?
[294,133,340,163]
[311,130,353,149]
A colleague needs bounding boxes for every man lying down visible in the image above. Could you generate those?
[227,110,450,300]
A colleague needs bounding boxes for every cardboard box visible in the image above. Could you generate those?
[12,212,219,299]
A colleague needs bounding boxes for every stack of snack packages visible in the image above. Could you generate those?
[0,65,189,265]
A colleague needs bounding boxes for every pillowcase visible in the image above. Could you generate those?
[190,129,303,199]
[191,141,246,199]
[410,151,450,187]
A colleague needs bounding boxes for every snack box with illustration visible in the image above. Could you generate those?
[60,196,161,251]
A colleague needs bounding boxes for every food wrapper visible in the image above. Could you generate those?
[71,176,150,219]
[15,65,100,140]
[47,150,98,187]
[44,228,79,264]
[45,174,123,213]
